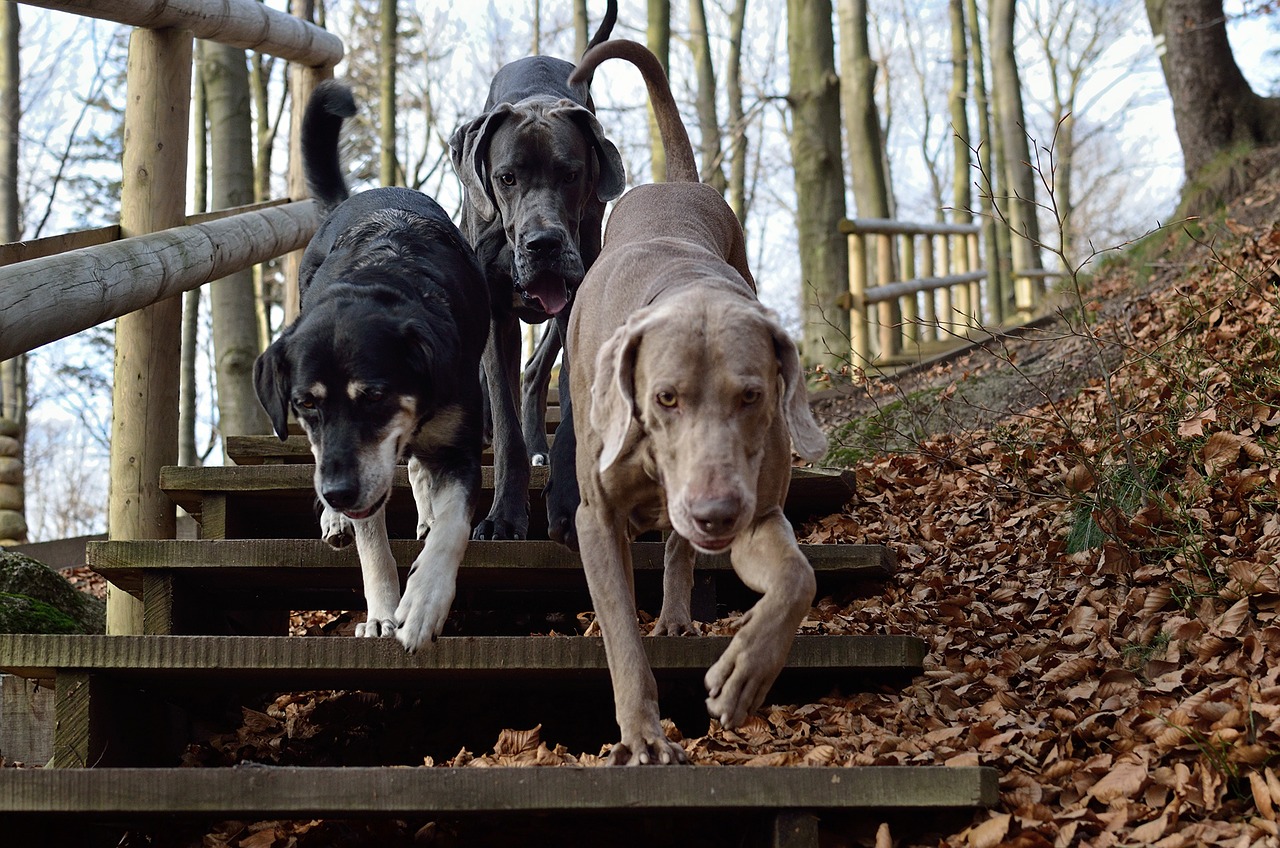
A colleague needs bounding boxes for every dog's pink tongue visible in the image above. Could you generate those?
[527,280,569,316]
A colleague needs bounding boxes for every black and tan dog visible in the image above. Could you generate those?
[450,0,625,548]
[254,80,489,652]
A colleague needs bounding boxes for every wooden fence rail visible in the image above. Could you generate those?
[841,218,1054,367]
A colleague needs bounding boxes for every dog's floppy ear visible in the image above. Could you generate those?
[254,338,293,441]
[449,104,516,222]
[762,310,827,461]
[560,103,626,203]
[590,308,662,473]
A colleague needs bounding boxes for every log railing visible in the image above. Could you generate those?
[1,0,342,634]
[841,218,1055,367]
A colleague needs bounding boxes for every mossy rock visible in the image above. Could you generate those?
[0,592,83,634]
[0,551,104,634]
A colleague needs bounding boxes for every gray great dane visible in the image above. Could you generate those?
[450,0,625,548]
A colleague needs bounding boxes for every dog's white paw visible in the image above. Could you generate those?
[531,452,549,467]
[393,580,455,652]
[355,617,397,638]
[320,508,354,549]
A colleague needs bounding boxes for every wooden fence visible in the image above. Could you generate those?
[841,217,1053,367]
[0,0,342,633]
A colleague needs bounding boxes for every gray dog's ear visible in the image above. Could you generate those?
[559,104,626,203]
[591,308,663,473]
[449,105,516,222]
[763,312,827,461]
[253,338,292,441]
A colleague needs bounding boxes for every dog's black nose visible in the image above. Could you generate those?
[523,231,563,258]
[322,482,359,511]
[691,497,740,537]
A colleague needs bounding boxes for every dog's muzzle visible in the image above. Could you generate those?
[513,231,583,316]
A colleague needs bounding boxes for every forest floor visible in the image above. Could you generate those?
[30,147,1280,847]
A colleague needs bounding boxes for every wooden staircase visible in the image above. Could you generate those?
[0,434,996,845]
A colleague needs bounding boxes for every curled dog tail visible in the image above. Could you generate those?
[301,79,357,215]
[568,40,699,184]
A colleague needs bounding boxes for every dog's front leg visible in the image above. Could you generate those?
[408,456,434,540]
[704,507,816,728]
[652,532,696,636]
[396,469,476,651]
[578,503,687,765]
[546,313,580,550]
[474,313,530,540]
[352,508,402,638]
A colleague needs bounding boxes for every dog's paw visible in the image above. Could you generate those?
[471,517,527,541]
[355,618,397,638]
[607,728,688,766]
[393,583,455,653]
[703,639,786,729]
[651,613,697,637]
[320,509,354,549]
[531,452,549,467]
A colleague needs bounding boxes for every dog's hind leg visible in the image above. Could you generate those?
[521,323,559,466]
[652,532,697,636]
[408,455,435,540]
[704,508,816,728]
[396,466,478,651]
[474,313,531,540]
[351,508,402,638]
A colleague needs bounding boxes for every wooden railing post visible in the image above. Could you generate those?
[876,232,896,359]
[107,27,193,635]
[847,233,869,365]
[968,231,982,327]
[952,232,972,335]
[898,233,918,347]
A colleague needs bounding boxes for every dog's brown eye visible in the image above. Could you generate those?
[563,171,578,184]
[656,390,678,408]
[498,172,516,187]
[364,389,385,403]
[742,388,762,406]
[298,398,316,410]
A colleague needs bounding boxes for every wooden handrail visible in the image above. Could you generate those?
[18,0,343,66]
[0,201,318,360]
[841,218,982,237]
[864,270,987,305]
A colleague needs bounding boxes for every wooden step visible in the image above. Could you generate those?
[0,633,924,768]
[0,765,996,848]
[88,539,894,636]
[160,465,856,540]
[226,433,552,465]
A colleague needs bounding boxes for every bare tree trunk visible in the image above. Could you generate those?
[180,41,208,469]
[532,0,542,54]
[380,0,398,186]
[1146,0,1280,191]
[203,41,270,451]
[990,0,1043,289]
[837,0,890,219]
[689,0,726,192]
[949,0,970,222]
[573,0,588,57]
[967,0,1009,320]
[726,0,748,224]
[788,0,849,374]
[647,0,671,182]
[0,2,25,544]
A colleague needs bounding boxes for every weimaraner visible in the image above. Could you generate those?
[449,0,625,549]
[566,41,827,765]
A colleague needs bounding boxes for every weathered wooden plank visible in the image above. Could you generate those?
[0,765,997,814]
[226,435,532,465]
[18,0,343,66]
[51,671,94,769]
[159,465,856,540]
[88,539,893,596]
[0,634,923,684]
[0,674,53,766]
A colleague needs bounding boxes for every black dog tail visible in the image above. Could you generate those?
[301,80,357,215]
[569,40,698,184]
[584,0,618,54]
